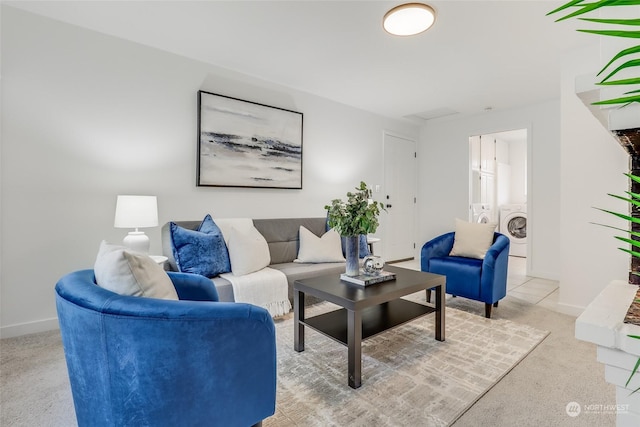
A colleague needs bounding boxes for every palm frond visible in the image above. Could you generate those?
[599,59,640,83]
[597,45,640,77]
[580,18,640,25]
[595,207,640,224]
[578,29,640,39]
[592,94,640,105]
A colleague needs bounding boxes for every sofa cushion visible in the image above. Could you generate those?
[449,218,497,259]
[170,215,231,278]
[94,241,178,300]
[254,218,328,264]
[227,225,271,276]
[295,226,345,263]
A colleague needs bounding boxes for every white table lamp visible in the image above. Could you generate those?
[114,195,158,254]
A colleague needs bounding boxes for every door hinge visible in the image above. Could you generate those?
[414,197,417,203]
[413,243,416,249]
[414,152,417,158]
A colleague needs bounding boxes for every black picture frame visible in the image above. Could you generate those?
[197,91,303,189]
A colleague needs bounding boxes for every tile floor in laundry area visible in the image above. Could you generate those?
[392,256,561,313]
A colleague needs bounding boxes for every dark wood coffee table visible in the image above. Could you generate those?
[293,265,445,389]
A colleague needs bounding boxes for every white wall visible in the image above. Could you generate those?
[419,100,560,280]
[558,44,628,315]
[0,7,418,337]
[508,139,527,204]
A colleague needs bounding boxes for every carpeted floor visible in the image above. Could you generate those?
[0,293,616,426]
[266,299,548,426]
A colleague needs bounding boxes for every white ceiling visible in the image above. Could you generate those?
[6,0,594,121]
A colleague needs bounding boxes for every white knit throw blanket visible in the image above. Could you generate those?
[220,267,291,317]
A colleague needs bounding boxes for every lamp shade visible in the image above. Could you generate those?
[114,195,158,229]
[383,3,436,36]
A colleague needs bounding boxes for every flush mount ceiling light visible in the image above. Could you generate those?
[383,3,436,36]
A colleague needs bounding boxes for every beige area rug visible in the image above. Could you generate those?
[266,299,549,427]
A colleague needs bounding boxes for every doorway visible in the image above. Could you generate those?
[383,132,417,262]
[469,129,528,258]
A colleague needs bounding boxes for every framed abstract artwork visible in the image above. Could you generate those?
[197,91,303,189]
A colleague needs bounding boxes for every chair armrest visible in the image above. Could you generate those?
[421,232,455,271]
[480,233,511,303]
[168,271,219,302]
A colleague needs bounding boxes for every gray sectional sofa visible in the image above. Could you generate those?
[161,217,349,304]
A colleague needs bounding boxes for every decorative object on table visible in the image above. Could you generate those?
[362,255,385,275]
[197,90,303,189]
[340,270,396,286]
[114,195,158,254]
[325,182,385,276]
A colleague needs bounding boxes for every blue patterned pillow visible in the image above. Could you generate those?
[170,215,231,278]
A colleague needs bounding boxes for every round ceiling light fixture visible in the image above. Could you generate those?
[383,3,436,36]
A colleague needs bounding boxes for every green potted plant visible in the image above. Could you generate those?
[325,182,385,276]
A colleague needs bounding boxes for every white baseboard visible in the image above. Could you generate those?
[555,302,585,317]
[527,268,560,281]
[0,317,59,339]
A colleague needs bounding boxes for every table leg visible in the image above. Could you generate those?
[347,309,362,389]
[435,284,445,342]
[294,289,305,352]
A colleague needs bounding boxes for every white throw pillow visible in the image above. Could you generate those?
[449,219,498,259]
[94,241,178,300]
[295,227,345,263]
[226,225,271,276]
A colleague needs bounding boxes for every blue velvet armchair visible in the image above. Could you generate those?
[421,232,510,318]
[55,269,276,427]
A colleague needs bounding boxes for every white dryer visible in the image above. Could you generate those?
[500,204,527,257]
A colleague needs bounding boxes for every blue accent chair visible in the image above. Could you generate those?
[55,270,276,427]
[421,232,510,318]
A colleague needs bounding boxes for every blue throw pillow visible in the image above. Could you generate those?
[170,215,231,278]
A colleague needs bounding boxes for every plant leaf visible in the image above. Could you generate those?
[619,247,640,258]
[608,193,640,208]
[599,77,640,86]
[595,207,640,224]
[625,191,640,203]
[580,17,640,25]
[593,94,640,105]
[615,236,640,249]
[625,173,640,185]
[579,29,640,39]
[597,45,640,77]
[547,0,588,17]
[551,0,631,22]
[599,59,640,83]
[591,222,640,238]
[626,356,640,387]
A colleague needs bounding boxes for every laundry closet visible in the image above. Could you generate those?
[469,129,528,257]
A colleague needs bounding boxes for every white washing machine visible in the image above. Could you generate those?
[500,204,527,257]
[472,203,493,224]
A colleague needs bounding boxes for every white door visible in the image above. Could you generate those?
[383,132,417,262]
